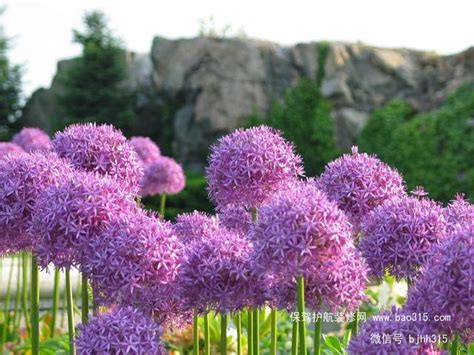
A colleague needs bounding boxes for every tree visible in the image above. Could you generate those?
[0,7,22,140]
[60,11,135,132]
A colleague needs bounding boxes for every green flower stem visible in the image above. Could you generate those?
[81,273,89,324]
[252,308,259,354]
[51,268,60,337]
[248,309,253,355]
[21,252,30,335]
[220,313,227,354]
[204,312,210,355]
[31,256,40,355]
[291,319,298,355]
[14,256,22,329]
[0,256,14,353]
[450,335,460,355]
[65,268,75,355]
[193,310,199,354]
[297,276,306,355]
[352,310,359,335]
[159,193,167,217]
[236,313,242,355]
[314,315,322,355]
[270,309,277,355]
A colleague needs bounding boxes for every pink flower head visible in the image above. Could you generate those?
[76,306,164,355]
[0,152,73,255]
[359,195,447,281]
[129,136,161,165]
[206,126,304,208]
[251,180,352,276]
[141,156,185,196]
[217,205,252,236]
[0,142,24,158]
[52,123,143,195]
[31,172,138,269]
[315,146,406,229]
[173,211,220,244]
[444,194,474,235]
[83,210,183,307]
[12,127,51,152]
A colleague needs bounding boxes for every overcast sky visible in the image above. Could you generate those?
[3,0,474,97]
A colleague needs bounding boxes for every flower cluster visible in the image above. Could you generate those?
[316,146,406,229]
[75,306,164,355]
[217,205,252,235]
[52,123,143,195]
[129,136,161,165]
[0,142,24,158]
[0,152,73,255]
[206,126,304,208]
[141,156,185,196]
[359,195,447,281]
[12,127,52,152]
[443,194,474,234]
[173,211,220,244]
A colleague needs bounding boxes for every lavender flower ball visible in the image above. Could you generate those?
[12,127,52,152]
[405,226,474,342]
[129,136,161,165]
[178,230,253,313]
[359,195,447,281]
[173,211,220,244]
[0,152,73,255]
[52,123,143,195]
[76,306,164,355]
[217,205,252,236]
[141,156,185,196]
[0,142,24,158]
[206,125,304,208]
[251,180,352,276]
[444,194,474,234]
[83,210,183,306]
[31,172,138,269]
[315,146,406,229]
[348,307,444,354]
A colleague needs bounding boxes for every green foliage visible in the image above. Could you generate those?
[59,11,135,132]
[316,41,330,89]
[0,7,22,140]
[248,78,339,175]
[360,84,474,202]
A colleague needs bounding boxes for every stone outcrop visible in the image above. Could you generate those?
[21,37,474,169]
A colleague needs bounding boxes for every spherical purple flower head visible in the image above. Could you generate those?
[178,229,254,313]
[267,243,368,312]
[52,123,143,196]
[250,180,352,277]
[31,171,138,269]
[83,210,183,307]
[348,307,445,355]
[141,156,185,196]
[217,205,252,236]
[173,211,220,244]
[359,194,447,281]
[76,306,164,355]
[0,152,73,256]
[444,194,474,234]
[206,125,304,208]
[315,146,406,230]
[129,136,161,165]
[406,226,474,343]
[12,127,52,152]
[0,142,24,158]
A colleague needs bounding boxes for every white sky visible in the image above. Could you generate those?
[3,0,474,97]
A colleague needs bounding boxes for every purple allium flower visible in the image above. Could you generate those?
[173,211,220,244]
[0,152,73,255]
[206,125,304,208]
[12,127,51,152]
[315,146,406,229]
[83,210,182,307]
[359,195,447,281]
[348,307,445,355]
[250,180,352,276]
[178,230,254,313]
[405,226,474,342]
[31,172,138,269]
[217,205,252,236]
[52,123,143,195]
[0,142,24,158]
[76,306,164,355]
[140,156,185,196]
[129,136,161,165]
[444,194,474,234]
